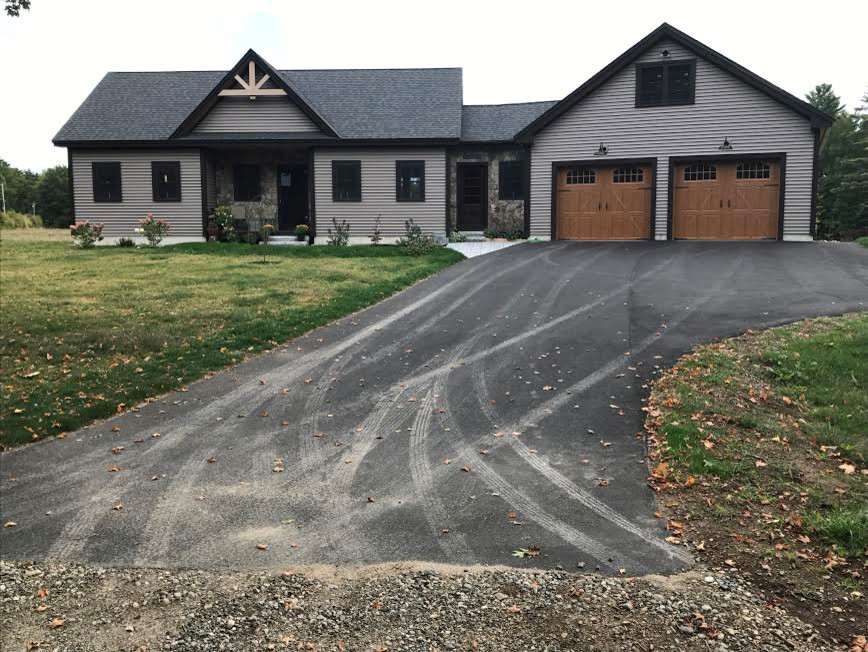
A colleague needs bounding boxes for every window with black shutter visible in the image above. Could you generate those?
[396,160,425,201]
[151,161,181,202]
[498,161,523,200]
[234,164,260,201]
[92,162,122,202]
[332,161,361,201]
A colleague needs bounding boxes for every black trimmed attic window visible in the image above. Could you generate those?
[736,162,771,179]
[92,161,122,202]
[151,161,181,202]
[234,164,260,201]
[396,160,425,201]
[332,160,361,201]
[684,163,716,181]
[498,161,523,200]
[636,60,695,107]
[565,168,595,184]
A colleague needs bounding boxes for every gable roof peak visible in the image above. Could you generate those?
[170,48,339,138]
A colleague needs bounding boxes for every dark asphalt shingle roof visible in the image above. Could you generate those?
[53,68,466,143]
[460,101,558,142]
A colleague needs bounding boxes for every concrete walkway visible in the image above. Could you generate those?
[446,240,521,257]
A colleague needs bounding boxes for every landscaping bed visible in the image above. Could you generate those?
[645,313,867,647]
[0,231,463,448]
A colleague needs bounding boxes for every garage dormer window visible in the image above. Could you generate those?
[636,60,695,107]
[684,163,716,181]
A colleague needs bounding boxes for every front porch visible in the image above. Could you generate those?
[202,145,313,241]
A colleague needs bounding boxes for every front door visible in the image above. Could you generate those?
[277,164,308,232]
[457,163,488,231]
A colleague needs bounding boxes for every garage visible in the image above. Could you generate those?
[556,165,652,240]
[672,160,780,240]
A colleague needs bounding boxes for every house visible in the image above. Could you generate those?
[54,23,832,244]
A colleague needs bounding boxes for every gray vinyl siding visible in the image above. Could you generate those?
[530,39,815,239]
[71,149,203,238]
[193,97,321,133]
[313,148,446,237]
[204,153,217,212]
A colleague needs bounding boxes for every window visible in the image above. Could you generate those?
[613,167,644,183]
[736,161,771,180]
[683,163,717,181]
[233,164,260,201]
[498,161,523,200]
[396,160,425,201]
[332,160,361,201]
[636,60,695,107]
[151,161,181,202]
[565,168,595,184]
[91,161,122,202]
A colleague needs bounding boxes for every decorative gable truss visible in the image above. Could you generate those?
[171,49,338,138]
[220,61,286,98]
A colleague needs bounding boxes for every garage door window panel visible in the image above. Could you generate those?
[613,167,644,183]
[566,168,595,184]
[736,162,771,180]
[684,163,717,181]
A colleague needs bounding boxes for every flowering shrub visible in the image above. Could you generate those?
[137,214,170,247]
[293,223,310,239]
[213,204,236,242]
[69,220,104,248]
[397,219,436,255]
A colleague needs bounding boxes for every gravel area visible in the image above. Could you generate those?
[1,560,837,651]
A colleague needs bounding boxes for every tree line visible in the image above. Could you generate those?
[0,158,72,227]
[807,85,868,240]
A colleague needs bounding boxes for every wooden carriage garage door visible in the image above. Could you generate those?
[556,165,651,240]
[672,161,780,239]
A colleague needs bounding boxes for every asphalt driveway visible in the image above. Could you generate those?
[1,242,866,575]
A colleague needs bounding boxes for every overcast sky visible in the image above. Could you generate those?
[2,0,865,172]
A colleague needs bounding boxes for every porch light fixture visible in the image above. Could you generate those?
[593,142,608,156]
[718,137,733,150]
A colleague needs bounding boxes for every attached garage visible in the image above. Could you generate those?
[555,163,653,240]
[671,158,782,240]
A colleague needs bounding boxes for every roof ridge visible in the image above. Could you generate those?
[463,100,558,108]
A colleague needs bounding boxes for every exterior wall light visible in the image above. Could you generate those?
[719,137,733,150]
[594,142,608,156]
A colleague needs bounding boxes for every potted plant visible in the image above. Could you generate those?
[293,224,310,242]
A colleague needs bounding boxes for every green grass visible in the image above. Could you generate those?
[0,231,463,448]
[649,313,868,558]
[856,236,868,248]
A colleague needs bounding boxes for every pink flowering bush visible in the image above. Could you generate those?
[69,220,105,248]
[137,214,170,247]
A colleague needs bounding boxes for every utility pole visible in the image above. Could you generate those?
[32,202,37,216]
[1,180,5,213]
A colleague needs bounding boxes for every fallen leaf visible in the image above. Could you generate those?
[3,521,17,528]
[461,465,472,472]
[112,503,123,511]
[370,599,382,610]
[110,425,120,432]
[724,559,736,567]
[598,479,610,487]
[35,605,47,613]
[207,457,218,463]
[256,543,269,551]
[108,464,122,473]
[49,619,64,629]
[838,463,856,475]
[755,459,768,468]
[686,476,697,487]
[506,604,521,613]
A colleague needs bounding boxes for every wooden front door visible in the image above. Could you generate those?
[457,163,488,231]
[277,164,308,232]
[556,165,651,240]
[673,160,779,239]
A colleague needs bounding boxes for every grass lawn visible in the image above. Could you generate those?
[857,236,868,248]
[646,313,867,641]
[0,229,463,448]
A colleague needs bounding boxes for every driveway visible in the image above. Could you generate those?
[2,242,866,575]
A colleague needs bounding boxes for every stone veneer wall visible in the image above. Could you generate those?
[212,150,306,221]
[448,147,526,233]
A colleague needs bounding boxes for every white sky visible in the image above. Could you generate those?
[2,0,866,172]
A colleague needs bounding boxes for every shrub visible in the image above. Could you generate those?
[137,214,170,247]
[448,230,467,243]
[116,237,135,247]
[0,210,43,229]
[488,211,525,240]
[370,215,383,245]
[397,219,436,255]
[69,220,104,248]
[213,204,236,242]
[483,227,497,239]
[327,217,350,246]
